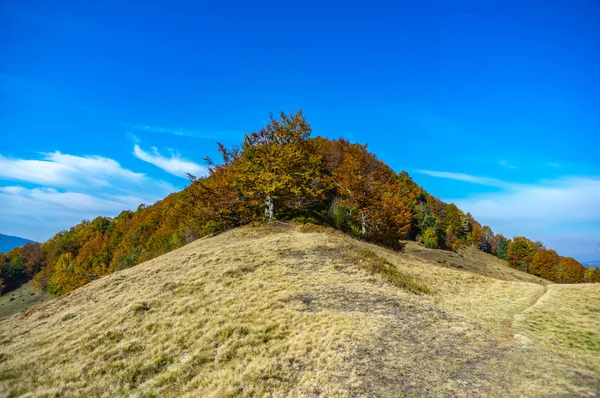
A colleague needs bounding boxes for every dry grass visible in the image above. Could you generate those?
[0,281,53,319]
[404,241,551,285]
[0,225,598,397]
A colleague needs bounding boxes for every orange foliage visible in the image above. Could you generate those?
[530,249,559,281]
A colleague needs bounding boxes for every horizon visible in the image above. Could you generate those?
[1,0,599,261]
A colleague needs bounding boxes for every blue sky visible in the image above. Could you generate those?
[0,0,599,261]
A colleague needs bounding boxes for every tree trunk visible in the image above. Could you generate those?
[265,196,274,220]
[361,212,367,234]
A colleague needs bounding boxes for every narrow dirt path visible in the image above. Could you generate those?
[501,285,550,342]
[519,284,550,315]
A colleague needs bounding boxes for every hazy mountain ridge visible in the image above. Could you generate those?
[0,233,33,254]
[582,260,600,269]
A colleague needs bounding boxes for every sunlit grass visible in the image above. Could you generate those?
[0,224,598,397]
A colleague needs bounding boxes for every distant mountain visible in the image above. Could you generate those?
[0,233,34,253]
[582,261,600,269]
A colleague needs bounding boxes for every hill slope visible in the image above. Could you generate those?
[404,241,552,284]
[0,225,598,397]
[0,233,32,253]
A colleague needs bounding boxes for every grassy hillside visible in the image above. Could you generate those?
[0,225,598,397]
[0,281,53,319]
[404,241,551,284]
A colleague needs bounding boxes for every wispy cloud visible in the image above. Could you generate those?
[0,149,181,241]
[414,170,512,188]
[133,144,206,178]
[498,159,516,169]
[0,186,154,241]
[547,163,563,168]
[0,186,145,215]
[0,152,145,188]
[118,121,235,140]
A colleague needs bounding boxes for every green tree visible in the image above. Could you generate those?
[496,236,509,260]
[507,236,537,273]
[422,227,439,249]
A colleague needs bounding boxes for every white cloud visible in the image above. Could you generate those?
[0,186,145,215]
[414,169,511,188]
[547,163,563,168]
[133,144,206,179]
[421,170,600,260]
[0,152,145,187]
[0,149,183,241]
[0,186,158,241]
[452,177,600,223]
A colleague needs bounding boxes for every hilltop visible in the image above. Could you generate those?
[1,224,598,397]
[0,233,32,254]
[2,111,597,300]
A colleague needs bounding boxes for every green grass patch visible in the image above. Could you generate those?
[355,249,432,295]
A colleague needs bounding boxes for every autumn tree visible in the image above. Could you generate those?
[443,204,464,251]
[396,171,422,240]
[466,213,482,247]
[20,242,46,276]
[234,110,324,220]
[556,257,585,283]
[13,111,600,296]
[187,144,256,232]
[530,249,559,281]
[365,185,412,249]
[327,140,411,247]
[507,236,537,272]
[480,226,495,253]
[584,268,600,283]
[331,141,390,235]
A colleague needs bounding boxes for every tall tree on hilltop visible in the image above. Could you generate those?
[330,140,389,234]
[322,139,411,248]
[234,110,324,220]
[187,144,257,231]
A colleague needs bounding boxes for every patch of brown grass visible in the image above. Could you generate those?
[404,241,551,285]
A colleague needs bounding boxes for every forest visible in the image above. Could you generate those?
[1,111,598,295]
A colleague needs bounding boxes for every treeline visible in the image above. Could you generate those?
[1,191,203,295]
[1,110,598,295]
[506,237,597,283]
[0,242,45,293]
